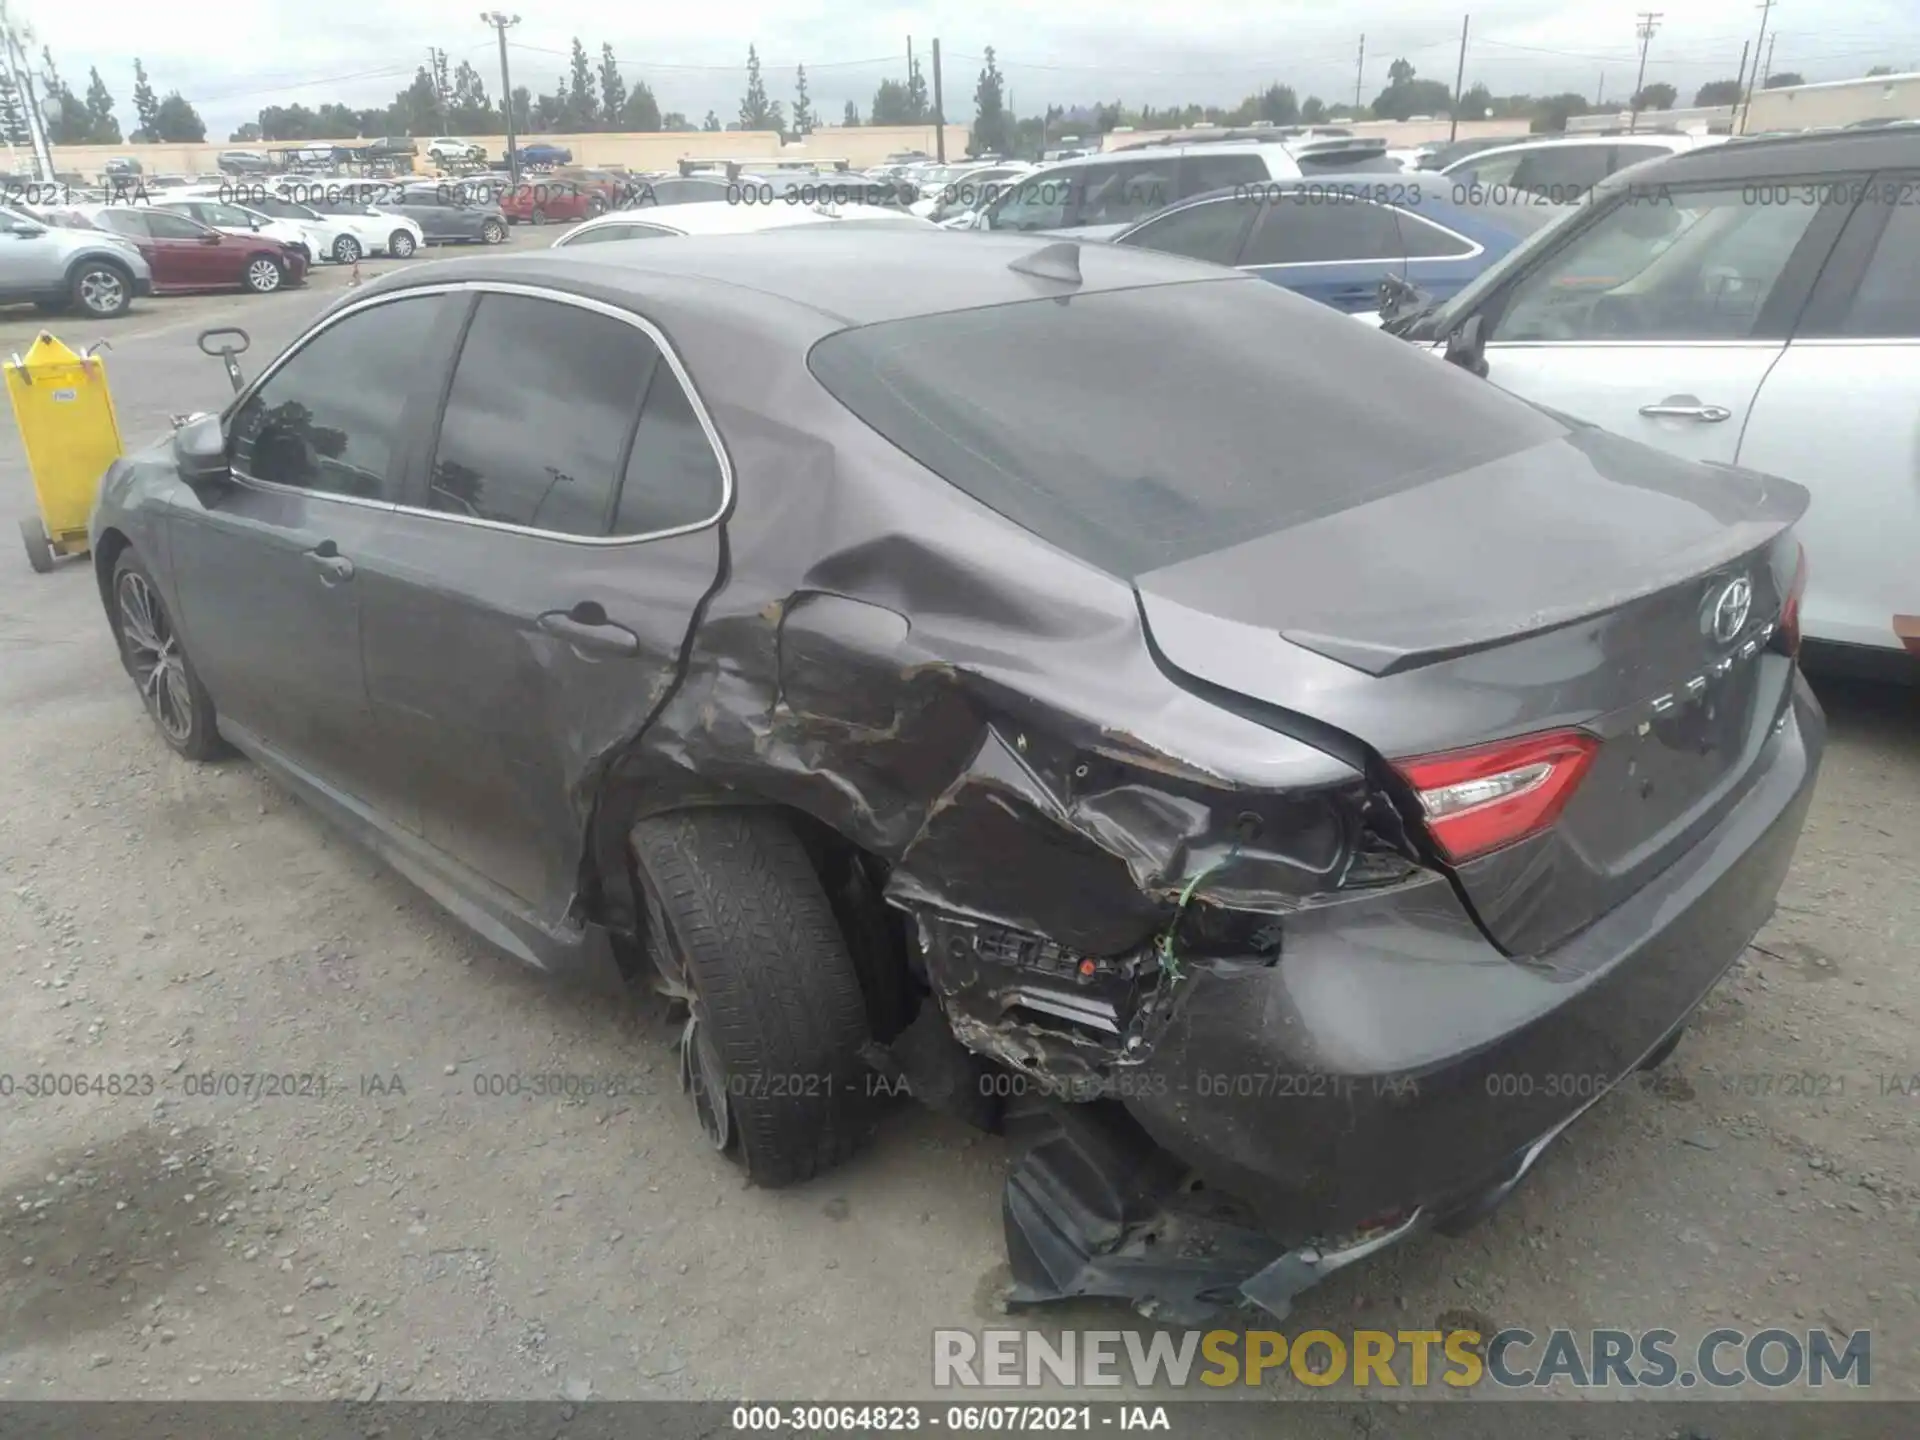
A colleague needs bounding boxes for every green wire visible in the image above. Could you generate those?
[1157,844,1240,982]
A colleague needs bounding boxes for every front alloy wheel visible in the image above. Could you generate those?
[333,233,362,263]
[243,257,284,293]
[388,229,416,258]
[481,218,506,244]
[117,570,194,745]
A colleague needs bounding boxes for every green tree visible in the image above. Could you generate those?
[739,45,780,130]
[84,66,120,143]
[510,86,532,132]
[1866,65,1895,77]
[1529,92,1590,132]
[567,38,597,127]
[598,44,626,130]
[130,58,159,142]
[1460,82,1494,118]
[449,60,493,131]
[620,79,660,131]
[661,111,693,131]
[842,99,859,125]
[1632,81,1677,110]
[390,67,440,134]
[229,121,262,142]
[1300,94,1327,122]
[1257,83,1299,124]
[1388,57,1416,86]
[1694,78,1744,105]
[1373,58,1454,121]
[906,53,930,120]
[1763,71,1805,88]
[153,91,205,142]
[792,63,814,134]
[702,109,721,131]
[970,47,1008,154]
[870,77,912,123]
[0,72,29,146]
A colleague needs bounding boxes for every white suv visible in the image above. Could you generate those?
[970,133,1397,238]
[427,137,483,165]
[1436,133,1721,204]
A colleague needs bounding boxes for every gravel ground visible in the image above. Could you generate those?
[0,264,1916,1407]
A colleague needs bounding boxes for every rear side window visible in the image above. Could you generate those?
[1078,158,1179,226]
[1119,196,1254,265]
[809,280,1564,578]
[428,294,723,538]
[1511,145,1613,200]
[1179,153,1267,198]
[1244,196,1406,264]
[1836,199,1920,338]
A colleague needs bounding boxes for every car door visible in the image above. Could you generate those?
[138,209,229,286]
[1461,178,1856,466]
[355,287,728,927]
[1734,173,1920,655]
[0,204,67,300]
[167,292,456,806]
[1240,192,1414,310]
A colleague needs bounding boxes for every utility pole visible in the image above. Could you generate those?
[1732,39,1751,114]
[1739,0,1776,133]
[1629,12,1662,132]
[1354,34,1365,111]
[1597,72,1606,107]
[1762,32,1777,88]
[930,37,945,161]
[428,46,448,129]
[480,11,521,183]
[1449,15,1470,141]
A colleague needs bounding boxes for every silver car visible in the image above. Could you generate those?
[0,203,153,318]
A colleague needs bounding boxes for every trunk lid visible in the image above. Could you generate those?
[1135,424,1807,955]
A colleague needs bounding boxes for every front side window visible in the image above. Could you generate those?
[986,166,1083,231]
[1495,186,1828,342]
[229,295,446,501]
[1178,153,1267,199]
[1120,197,1255,265]
[427,295,659,536]
[193,202,260,228]
[1510,145,1614,200]
[144,212,210,240]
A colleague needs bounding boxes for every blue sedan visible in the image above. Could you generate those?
[1113,175,1531,313]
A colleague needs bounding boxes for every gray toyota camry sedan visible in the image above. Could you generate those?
[89,228,1822,1323]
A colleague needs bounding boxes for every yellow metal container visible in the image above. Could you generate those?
[9,331,124,574]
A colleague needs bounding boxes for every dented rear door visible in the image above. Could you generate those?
[355,287,728,927]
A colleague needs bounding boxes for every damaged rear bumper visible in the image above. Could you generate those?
[1003,675,1823,1319]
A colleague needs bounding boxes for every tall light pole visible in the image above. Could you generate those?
[480,12,521,183]
[1739,0,1776,134]
[1629,12,1662,133]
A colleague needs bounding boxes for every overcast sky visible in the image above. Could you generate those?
[16,0,1920,139]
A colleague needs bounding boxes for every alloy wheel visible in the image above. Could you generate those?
[77,268,124,316]
[482,220,505,244]
[390,231,416,257]
[246,258,282,292]
[117,571,194,744]
[334,234,361,263]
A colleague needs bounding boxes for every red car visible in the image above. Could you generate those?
[84,207,307,294]
[498,179,603,226]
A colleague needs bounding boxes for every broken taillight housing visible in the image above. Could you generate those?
[1393,730,1600,863]
[1780,542,1808,659]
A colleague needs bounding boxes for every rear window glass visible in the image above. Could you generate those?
[808,279,1565,577]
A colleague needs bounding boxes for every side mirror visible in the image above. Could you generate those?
[7,219,42,236]
[1443,313,1490,378]
[199,231,222,245]
[1377,272,1427,324]
[198,326,251,393]
[173,412,230,492]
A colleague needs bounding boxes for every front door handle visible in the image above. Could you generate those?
[1639,395,1732,423]
[304,540,354,583]
[539,603,640,658]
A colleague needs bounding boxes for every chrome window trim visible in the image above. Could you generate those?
[1480,339,1785,351]
[226,279,735,548]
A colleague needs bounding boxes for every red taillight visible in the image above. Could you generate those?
[1780,542,1807,659]
[1393,730,1600,864]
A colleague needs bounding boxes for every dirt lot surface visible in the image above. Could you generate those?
[1,253,1917,1411]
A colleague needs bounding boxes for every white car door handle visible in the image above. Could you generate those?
[1639,398,1732,422]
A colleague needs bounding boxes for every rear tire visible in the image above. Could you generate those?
[69,259,133,318]
[332,233,362,263]
[387,229,416,258]
[19,514,54,573]
[631,809,875,1188]
[529,206,548,226]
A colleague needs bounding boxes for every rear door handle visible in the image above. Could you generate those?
[1639,396,1732,422]
[304,541,354,583]
[539,604,640,658]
